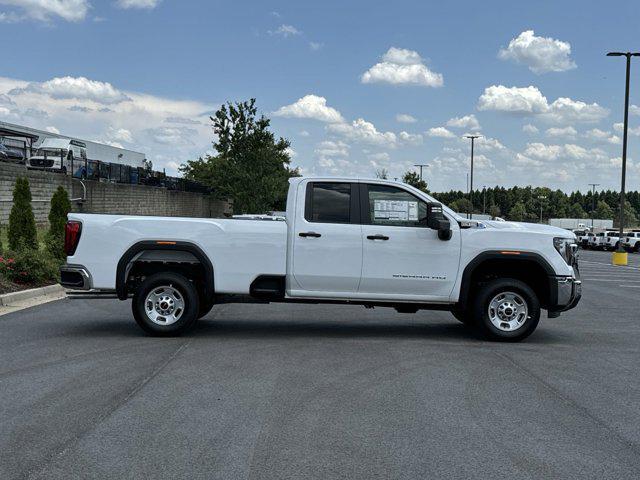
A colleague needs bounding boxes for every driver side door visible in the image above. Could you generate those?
[358,183,461,302]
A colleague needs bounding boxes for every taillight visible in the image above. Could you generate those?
[64,221,82,256]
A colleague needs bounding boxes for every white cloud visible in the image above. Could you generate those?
[0,75,216,175]
[116,0,160,8]
[478,85,548,113]
[13,76,130,104]
[631,105,640,116]
[269,24,301,37]
[545,126,577,138]
[273,94,344,123]
[396,113,417,123]
[446,114,480,130]
[522,142,607,163]
[426,126,455,138]
[498,30,576,74]
[0,0,89,22]
[522,124,539,134]
[108,127,133,143]
[478,85,608,123]
[309,42,323,51]
[315,140,349,158]
[613,122,640,136]
[328,118,397,147]
[299,130,310,137]
[475,136,505,151]
[45,126,60,134]
[399,131,423,145]
[361,47,443,87]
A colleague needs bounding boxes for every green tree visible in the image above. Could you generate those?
[402,171,428,192]
[8,177,37,251]
[489,204,501,219]
[450,198,473,215]
[613,200,639,228]
[46,186,72,259]
[508,201,527,221]
[594,200,614,220]
[567,202,587,219]
[180,99,299,214]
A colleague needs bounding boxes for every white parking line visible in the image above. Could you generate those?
[580,261,640,271]
[582,279,640,282]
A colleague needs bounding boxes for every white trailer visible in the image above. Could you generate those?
[548,218,613,230]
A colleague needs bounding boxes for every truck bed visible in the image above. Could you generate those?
[67,213,287,293]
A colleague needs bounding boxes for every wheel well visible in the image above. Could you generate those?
[460,256,552,310]
[117,241,214,301]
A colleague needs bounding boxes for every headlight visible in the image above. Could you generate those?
[554,237,577,265]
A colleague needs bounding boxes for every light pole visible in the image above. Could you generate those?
[413,163,430,181]
[588,183,600,229]
[464,135,481,219]
[607,51,640,263]
[538,195,547,223]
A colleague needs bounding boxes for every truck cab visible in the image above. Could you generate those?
[28,138,87,175]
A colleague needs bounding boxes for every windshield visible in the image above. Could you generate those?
[34,148,67,157]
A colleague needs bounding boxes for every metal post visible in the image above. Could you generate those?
[464,135,481,219]
[607,51,640,259]
[619,54,631,245]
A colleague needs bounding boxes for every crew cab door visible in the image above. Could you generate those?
[358,183,460,301]
[289,181,362,296]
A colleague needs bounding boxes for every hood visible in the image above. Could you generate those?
[481,220,575,239]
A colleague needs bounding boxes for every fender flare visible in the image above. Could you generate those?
[458,250,555,308]
[116,241,214,300]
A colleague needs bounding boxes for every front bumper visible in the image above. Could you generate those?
[548,273,582,317]
[60,264,92,290]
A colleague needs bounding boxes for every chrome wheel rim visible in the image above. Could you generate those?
[144,285,185,326]
[488,291,528,332]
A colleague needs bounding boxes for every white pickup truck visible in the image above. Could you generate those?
[61,177,581,342]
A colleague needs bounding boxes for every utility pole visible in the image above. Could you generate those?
[588,183,600,229]
[413,163,429,181]
[464,135,481,220]
[538,195,547,223]
[607,51,640,263]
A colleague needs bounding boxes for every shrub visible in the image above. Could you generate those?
[0,248,59,285]
[46,186,71,259]
[8,177,38,251]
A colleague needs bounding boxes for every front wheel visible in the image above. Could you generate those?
[132,272,199,336]
[470,278,540,342]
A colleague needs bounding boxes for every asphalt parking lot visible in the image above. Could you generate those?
[1,249,639,480]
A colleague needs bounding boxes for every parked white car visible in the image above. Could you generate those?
[597,231,622,251]
[60,177,581,342]
[622,231,640,252]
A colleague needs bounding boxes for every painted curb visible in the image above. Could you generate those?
[0,284,66,306]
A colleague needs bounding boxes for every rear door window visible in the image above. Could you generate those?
[305,182,352,224]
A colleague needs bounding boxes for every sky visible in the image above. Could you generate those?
[1,0,640,192]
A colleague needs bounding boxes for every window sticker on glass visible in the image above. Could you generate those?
[374,200,418,221]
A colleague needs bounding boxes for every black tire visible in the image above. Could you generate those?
[470,278,540,342]
[198,298,215,319]
[635,244,640,253]
[132,272,199,336]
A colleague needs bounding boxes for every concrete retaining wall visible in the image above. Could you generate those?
[0,163,232,224]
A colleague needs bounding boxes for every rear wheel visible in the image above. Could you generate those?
[470,278,540,342]
[132,272,199,336]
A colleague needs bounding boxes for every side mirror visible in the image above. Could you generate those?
[425,202,452,241]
